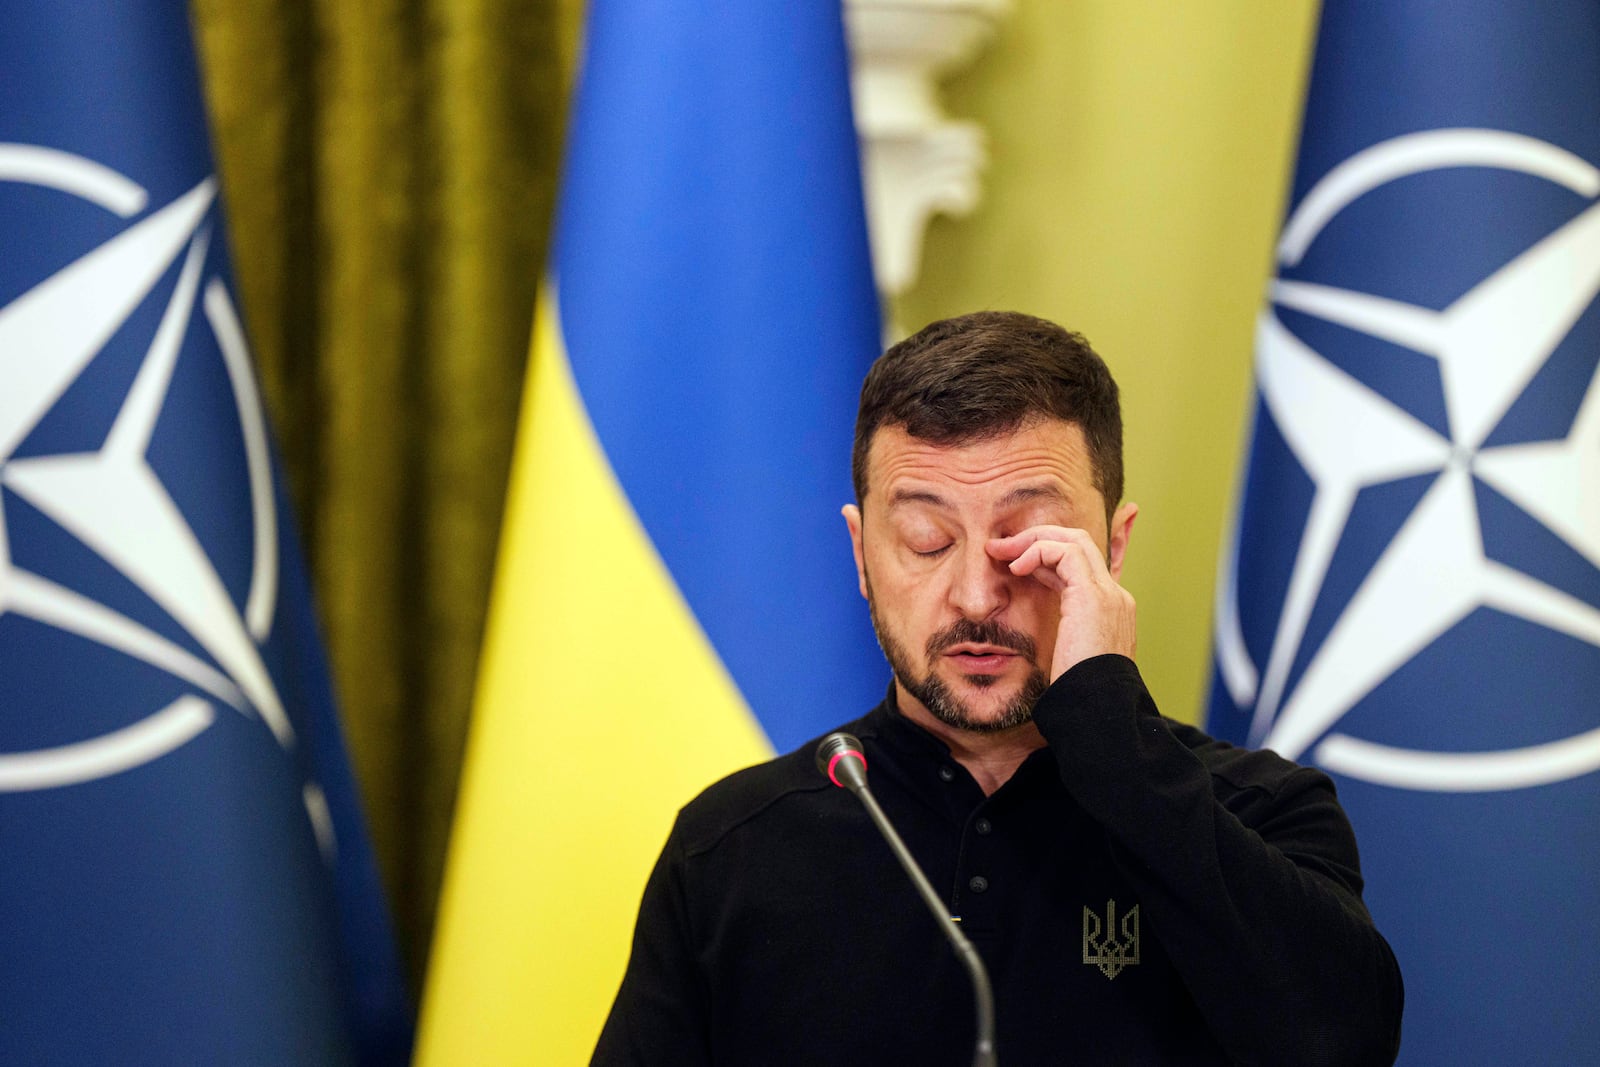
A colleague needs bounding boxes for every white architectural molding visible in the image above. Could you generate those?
[845,0,1008,300]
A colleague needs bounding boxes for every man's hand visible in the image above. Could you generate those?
[987,525,1136,681]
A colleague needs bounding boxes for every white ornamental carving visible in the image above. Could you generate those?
[845,0,1008,303]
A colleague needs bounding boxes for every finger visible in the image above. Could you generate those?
[986,525,1080,560]
[1007,539,1101,593]
[1006,542,1067,591]
[995,526,1114,582]
[1038,539,1098,588]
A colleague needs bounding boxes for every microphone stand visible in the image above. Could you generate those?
[820,734,997,1067]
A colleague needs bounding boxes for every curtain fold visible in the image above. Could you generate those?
[190,0,575,988]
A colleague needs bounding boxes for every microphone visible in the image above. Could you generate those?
[816,732,997,1067]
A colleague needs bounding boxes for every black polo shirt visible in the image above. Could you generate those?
[594,655,1403,1066]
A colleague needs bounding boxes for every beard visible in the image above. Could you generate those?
[866,581,1050,734]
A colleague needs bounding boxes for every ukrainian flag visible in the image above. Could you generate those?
[417,1,884,1061]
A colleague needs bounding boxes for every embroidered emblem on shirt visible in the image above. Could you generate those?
[1082,899,1140,979]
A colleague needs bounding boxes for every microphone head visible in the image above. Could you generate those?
[815,732,868,790]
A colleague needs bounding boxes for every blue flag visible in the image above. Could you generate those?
[1208,2,1600,1062]
[0,4,411,1063]
[553,0,887,755]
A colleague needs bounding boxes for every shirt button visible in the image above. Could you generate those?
[975,818,992,836]
[938,766,955,782]
[968,875,989,894]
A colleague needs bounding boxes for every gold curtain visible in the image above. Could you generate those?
[189,0,581,990]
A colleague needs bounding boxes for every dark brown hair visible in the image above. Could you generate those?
[851,311,1123,518]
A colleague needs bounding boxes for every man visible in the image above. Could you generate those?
[594,311,1404,1065]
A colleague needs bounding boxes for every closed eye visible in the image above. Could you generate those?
[913,545,952,558]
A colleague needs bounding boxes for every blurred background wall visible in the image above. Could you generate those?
[190,0,1319,989]
[898,0,1320,759]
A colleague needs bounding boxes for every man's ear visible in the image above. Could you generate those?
[1107,501,1138,582]
[842,504,868,599]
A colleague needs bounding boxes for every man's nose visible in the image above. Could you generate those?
[947,539,1011,620]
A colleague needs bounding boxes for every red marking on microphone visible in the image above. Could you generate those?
[827,749,866,788]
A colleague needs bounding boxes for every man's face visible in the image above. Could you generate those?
[844,418,1133,735]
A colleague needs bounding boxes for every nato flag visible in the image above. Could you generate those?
[0,3,410,1063]
[1208,2,1600,1063]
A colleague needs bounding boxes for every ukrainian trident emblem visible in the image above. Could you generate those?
[1083,899,1140,979]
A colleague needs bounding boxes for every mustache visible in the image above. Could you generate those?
[925,617,1037,661]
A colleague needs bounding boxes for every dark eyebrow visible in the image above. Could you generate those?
[885,484,1068,513]
[996,484,1069,511]
[886,488,953,511]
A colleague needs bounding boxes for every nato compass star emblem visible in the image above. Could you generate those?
[0,145,334,854]
[1215,129,1600,793]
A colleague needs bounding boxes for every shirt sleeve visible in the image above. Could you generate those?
[1031,654,1404,1067]
[591,822,712,1067]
